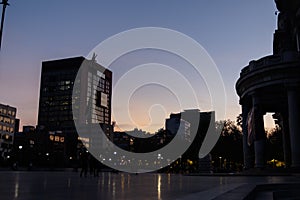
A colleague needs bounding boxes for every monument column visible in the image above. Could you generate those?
[252,94,266,169]
[287,87,300,168]
[241,99,254,169]
[281,112,291,168]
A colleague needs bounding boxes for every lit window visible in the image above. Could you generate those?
[49,135,54,141]
[55,136,60,142]
[4,118,10,124]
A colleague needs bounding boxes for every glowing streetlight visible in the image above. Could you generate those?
[219,156,222,169]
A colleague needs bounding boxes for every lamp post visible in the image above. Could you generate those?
[18,145,23,167]
[0,0,9,50]
[219,156,222,169]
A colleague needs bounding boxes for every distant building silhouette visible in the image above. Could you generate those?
[37,56,112,166]
[165,109,215,172]
[0,103,16,161]
[13,125,36,168]
[14,118,20,133]
[166,112,191,142]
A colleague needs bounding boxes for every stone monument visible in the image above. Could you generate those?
[236,0,300,169]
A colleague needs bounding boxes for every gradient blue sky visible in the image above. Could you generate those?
[0,1,277,132]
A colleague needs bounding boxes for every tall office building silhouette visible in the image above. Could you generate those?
[37,56,112,164]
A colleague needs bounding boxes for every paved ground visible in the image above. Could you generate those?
[0,171,299,200]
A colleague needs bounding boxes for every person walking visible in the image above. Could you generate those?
[80,150,89,177]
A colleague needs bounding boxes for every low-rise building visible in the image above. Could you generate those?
[0,103,17,161]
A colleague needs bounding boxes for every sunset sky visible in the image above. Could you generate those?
[0,1,277,133]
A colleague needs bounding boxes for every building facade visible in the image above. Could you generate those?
[0,104,17,160]
[37,56,112,165]
[165,109,215,172]
[13,126,36,168]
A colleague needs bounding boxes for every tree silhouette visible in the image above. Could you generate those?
[266,125,284,161]
[211,120,243,171]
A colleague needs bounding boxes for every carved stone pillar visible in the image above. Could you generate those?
[281,113,291,168]
[242,102,254,169]
[252,95,266,169]
[287,88,300,168]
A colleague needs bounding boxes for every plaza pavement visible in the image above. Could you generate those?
[0,170,299,200]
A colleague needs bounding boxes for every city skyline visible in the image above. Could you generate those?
[0,1,277,132]
[1,2,300,199]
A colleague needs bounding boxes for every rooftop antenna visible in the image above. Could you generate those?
[91,52,97,63]
[0,0,9,51]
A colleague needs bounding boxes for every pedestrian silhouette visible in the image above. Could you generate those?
[80,150,88,177]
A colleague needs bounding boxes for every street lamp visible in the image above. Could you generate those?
[17,145,23,167]
[0,0,9,50]
[219,157,222,169]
